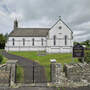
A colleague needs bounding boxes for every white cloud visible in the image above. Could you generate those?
[10,12,23,21]
[0,0,90,41]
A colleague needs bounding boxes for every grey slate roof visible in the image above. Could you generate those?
[9,28,50,37]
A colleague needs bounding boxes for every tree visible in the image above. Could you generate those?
[84,40,90,47]
[4,33,8,42]
[74,42,79,45]
[78,40,90,48]
[0,34,6,49]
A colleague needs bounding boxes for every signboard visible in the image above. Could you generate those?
[73,44,84,58]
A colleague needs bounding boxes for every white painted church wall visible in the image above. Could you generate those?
[5,37,47,51]
[46,20,73,53]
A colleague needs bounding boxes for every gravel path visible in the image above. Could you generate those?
[1,51,47,84]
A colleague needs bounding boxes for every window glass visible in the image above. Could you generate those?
[65,35,67,45]
[32,38,34,46]
[23,38,25,46]
[12,38,15,46]
[41,38,43,46]
[53,35,56,46]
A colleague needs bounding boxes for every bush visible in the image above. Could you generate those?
[78,58,84,63]
[84,52,90,63]
[0,55,3,64]
[0,34,6,49]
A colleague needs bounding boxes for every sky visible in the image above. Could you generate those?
[0,0,90,42]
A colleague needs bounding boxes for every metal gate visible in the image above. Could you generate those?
[15,63,47,84]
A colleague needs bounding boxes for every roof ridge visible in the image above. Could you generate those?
[17,27,50,29]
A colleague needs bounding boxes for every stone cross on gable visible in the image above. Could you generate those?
[59,16,61,20]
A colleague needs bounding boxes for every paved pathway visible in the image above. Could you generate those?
[1,87,90,90]
[60,86,90,90]
[1,51,47,84]
[1,86,90,90]
[0,87,57,90]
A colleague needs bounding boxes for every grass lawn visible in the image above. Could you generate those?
[85,49,90,53]
[9,51,78,81]
[0,50,8,64]
[16,65,24,83]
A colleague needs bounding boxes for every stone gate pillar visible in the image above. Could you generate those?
[50,59,63,84]
[6,60,18,87]
[50,59,56,83]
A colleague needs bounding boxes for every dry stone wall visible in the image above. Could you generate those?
[0,64,10,87]
[51,62,90,87]
[64,63,90,82]
[0,60,17,87]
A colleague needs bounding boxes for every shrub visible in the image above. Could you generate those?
[78,58,84,63]
[0,54,3,64]
[84,52,90,63]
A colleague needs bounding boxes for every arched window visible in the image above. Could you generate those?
[65,35,67,45]
[23,38,25,46]
[12,38,15,46]
[53,35,56,46]
[41,38,43,46]
[32,38,34,46]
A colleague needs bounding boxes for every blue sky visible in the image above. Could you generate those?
[0,0,90,42]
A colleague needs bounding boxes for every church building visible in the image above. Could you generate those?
[5,18,73,53]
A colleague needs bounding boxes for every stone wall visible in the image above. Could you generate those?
[0,60,17,87]
[0,64,10,87]
[50,62,90,87]
[64,63,90,82]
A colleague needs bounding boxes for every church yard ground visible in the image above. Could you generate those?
[1,51,47,84]
[8,49,90,81]
[9,51,78,80]
[0,49,90,89]
[1,49,90,81]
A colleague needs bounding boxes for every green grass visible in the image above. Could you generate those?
[9,51,78,65]
[9,51,78,81]
[85,49,90,53]
[0,49,8,64]
[1,57,8,64]
[16,65,24,83]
